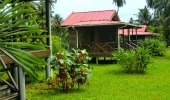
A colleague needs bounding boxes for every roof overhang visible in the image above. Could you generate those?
[61,21,140,28]
[119,32,157,36]
[119,23,142,29]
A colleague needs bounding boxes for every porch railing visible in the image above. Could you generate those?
[120,41,138,50]
[81,42,117,55]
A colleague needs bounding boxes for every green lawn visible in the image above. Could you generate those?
[26,48,170,100]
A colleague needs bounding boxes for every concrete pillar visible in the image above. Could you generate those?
[18,67,25,100]
[11,64,18,85]
[45,57,51,79]
[117,30,120,49]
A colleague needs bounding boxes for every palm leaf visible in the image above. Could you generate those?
[0,20,30,32]
[0,0,11,9]
[0,0,48,80]
[2,42,46,50]
[0,48,38,79]
[1,9,34,23]
[2,28,44,37]
[3,46,46,64]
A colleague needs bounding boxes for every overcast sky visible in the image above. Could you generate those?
[53,0,147,22]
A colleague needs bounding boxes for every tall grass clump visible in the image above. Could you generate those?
[113,47,150,73]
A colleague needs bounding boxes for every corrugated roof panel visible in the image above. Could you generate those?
[119,31,155,35]
[81,10,114,21]
[61,10,118,26]
[137,25,146,32]
[71,21,123,26]
[118,25,154,35]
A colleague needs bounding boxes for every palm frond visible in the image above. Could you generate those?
[0,0,48,80]
[0,48,38,79]
[6,47,46,64]
[1,42,46,50]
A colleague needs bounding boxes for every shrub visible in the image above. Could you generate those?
[113,47,150,73]
[135,47,150,73]
[49,49,91,92]
[52,35,66,54]
[147,26,163,34]
[138,38,166,56]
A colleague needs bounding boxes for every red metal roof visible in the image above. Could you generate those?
[136,25,146,32]
[61,10,121,27]
[118,25,155,35]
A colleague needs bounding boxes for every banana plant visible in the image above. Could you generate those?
[0,0,47,80]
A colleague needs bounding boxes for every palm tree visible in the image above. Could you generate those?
[51,14,63,35]
[146,0,155,8]
[0,0,47,79]
[135,6,152,25]
[112,0,126,14]
[146,0,170,46]
[51,14,68,52]
[129,17,135,24]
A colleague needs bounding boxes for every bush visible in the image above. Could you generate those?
[138,38,166,56]
[49,49,91,92]
[147,26,163,34]
[113,47,150,73]
[52,36,66,54]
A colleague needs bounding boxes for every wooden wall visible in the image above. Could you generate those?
[68,28,77,49]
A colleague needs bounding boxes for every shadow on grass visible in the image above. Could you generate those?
[89,60,117,64]
[106,69,126,75]
[32,88,86,98]
[106,69,147,76]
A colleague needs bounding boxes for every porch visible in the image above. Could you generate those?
[80,42,117,57]
[75,25,140,58]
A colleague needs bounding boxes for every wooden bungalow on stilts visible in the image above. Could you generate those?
[61,10,140,64]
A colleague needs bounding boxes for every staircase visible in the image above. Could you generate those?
[125,42,138,50]
[0,85,18,100]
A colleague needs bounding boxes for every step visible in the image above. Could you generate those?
[0,85,10,97]
[0,93,18,100]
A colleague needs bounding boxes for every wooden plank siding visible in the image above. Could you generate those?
[68,28,77,49]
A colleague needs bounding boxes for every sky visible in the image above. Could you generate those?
[53,0,147,22]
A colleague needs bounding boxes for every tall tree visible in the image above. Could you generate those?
[129,17,135,24]
[51,14,68,51]
[146,0,154,8]
[135,6,152,25]
[146,0,170,46]
[112,0,126,14]
[51,14,63,35]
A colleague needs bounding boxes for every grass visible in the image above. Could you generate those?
[26,48,170,100]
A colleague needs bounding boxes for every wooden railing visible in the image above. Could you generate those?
[120,41,138,50]
[81,42,117,55]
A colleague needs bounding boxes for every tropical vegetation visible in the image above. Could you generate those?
[112,0,170,46]
[112,0,126,13]
[0,0,47,80]
[47,49,91,92]
[1,0,170,99]
[113,47,150,73]
[138,38,166,56]
[27,48,170,100]
[134,6,152,25]
[51,14,68,52]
